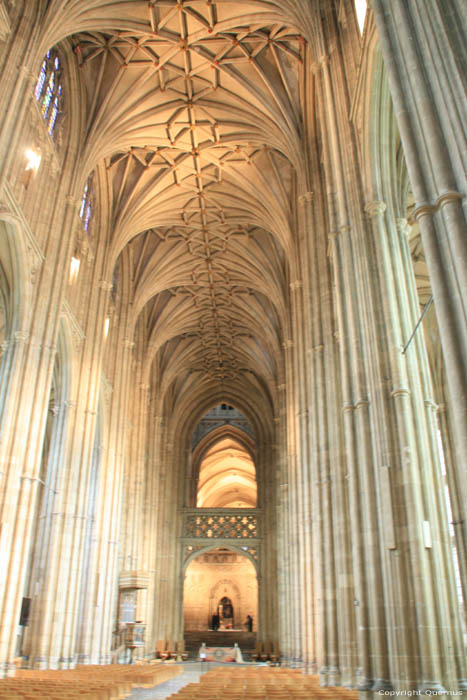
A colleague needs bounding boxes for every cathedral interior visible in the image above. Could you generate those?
[0,0,465,697]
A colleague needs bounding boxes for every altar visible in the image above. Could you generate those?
[199,642,244,663]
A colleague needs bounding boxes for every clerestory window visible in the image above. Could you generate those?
[34,50,63,136]
[79,176,93,232]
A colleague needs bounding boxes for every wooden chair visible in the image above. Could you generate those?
[156,639,167,659]
[260,640,271,662]
[165,639,176,659]
[175,640,189,661]
[252,640,263,661]
[270,641,280,664]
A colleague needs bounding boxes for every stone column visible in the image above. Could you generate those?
[372,0,467,540]
[436,402,467,617]
[275,381,291,661]
[143,410,163,650]
[290,274,315,671]
[316,49,391,690]
[282,336,302,666]
[0,190,80,675]
[363,199,466,693]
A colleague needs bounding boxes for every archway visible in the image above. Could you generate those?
[183,547,258,633]
[196,437,257,508]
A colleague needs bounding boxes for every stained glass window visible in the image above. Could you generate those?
[80,176,93,233]
[34,49,63,136]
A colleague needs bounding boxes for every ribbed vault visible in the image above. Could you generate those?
[61,0,309,425]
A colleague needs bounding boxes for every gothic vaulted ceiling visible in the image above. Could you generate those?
[55,0,311,421]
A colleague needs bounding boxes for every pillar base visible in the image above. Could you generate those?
[371,679,393,691]
[76,654,90,664]
[319,665,341,686]
[0,662,16,678]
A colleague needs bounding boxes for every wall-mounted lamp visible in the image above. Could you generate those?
[25,148,42,172]
[69,256,80,284]
[24,148,42,188]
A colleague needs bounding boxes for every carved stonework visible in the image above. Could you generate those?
[0,1,11,42]
[100,374,113,407]
[119,571,149,590]
[365,200,387,218]
[99,280,113,293]
[184,510,259,539]
[14,330,29,344]
[26,242,42,285]
[298,191,313,206]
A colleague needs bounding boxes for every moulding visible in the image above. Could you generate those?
[61,298,85,352]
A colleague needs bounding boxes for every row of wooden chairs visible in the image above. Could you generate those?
[155,639,189,661]
[251,641,280,663]
[0,662,183,699]
[166,667,358,700]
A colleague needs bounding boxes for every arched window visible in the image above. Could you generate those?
[34,50,63,136]
[79,175,93,232]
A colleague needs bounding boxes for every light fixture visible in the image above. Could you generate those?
[23,148,42,188]
[25,148,41,172]
[69,256,80,284]
[104,317,110,338]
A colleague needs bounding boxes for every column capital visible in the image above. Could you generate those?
[396,217,411,236]
[289,280,302,292]
[98,280,113,292]
[298,191,313,206]
[14,330,29,344]
[391,387,411,399]
[409,201,436,223]
[365,200,387,217]
[435,189,463,210]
